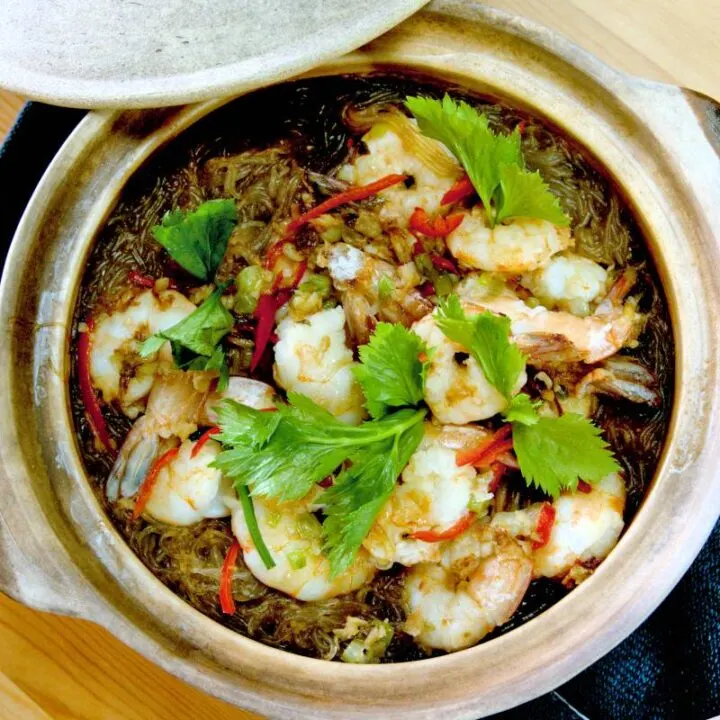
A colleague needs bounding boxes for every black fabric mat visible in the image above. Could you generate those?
[2,102,718,720]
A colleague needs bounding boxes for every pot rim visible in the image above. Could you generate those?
[1,3,719,718]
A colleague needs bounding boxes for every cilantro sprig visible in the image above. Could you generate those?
[213,397,426,576]
[213,323,429,577]
[140,283,234,389]
[435,295,619,496]
[152,199,237,281]
[405,95,569,228]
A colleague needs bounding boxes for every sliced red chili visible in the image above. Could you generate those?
[132,446,180,520]
[456,425,513,467]
[318,476,334,488]
[411,512,475,542]
[430,254,460,275]
[219,538,240,615]
[532,502,556,549]
[441,175,476,205]
[418,281,435,298]
[250,293,279,373]
[409,207,464,237]
[128,270,177,290]
[191,426,220,458]
[127,270,155,288]
[488,462,507,493]
[286,173,407,235]
[77,318,116,454]
[251,260,306,372]
[577,480,593,494]
[412,237,425,257]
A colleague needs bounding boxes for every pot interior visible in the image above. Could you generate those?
[67,68,674,662]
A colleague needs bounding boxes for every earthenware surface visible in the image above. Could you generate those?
[0,0,428,108]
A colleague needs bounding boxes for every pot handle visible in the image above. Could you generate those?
[0,509,97,618]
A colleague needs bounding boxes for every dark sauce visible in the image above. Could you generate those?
[71,72,674,661]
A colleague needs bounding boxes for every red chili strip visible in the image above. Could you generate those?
[132,446,180,520]
[412,237,425,257]
[285,173,407,235]
[128,270,155,288]
[488,462,507,493]
[219,538,240,615]
[409,207,464,238]
[441,175,476,205]
[251,260,306,372]
[411,512,475,542]
[191,426,221,458]
[318,476,334,488]
[250,293,279,373]
[418,281,435,298]
[128,270,177,290]
[577,480,593,494]
[456,424,513,467]
[430,254,460,275]
[532,502,556,549]
[77,318,116,454]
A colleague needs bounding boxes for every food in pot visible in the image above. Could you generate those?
[72,74,673,662]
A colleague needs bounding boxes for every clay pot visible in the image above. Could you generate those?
[1,3,718,718]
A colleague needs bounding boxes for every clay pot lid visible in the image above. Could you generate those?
[0,0,427,108]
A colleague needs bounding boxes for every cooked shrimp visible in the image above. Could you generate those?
[89,288,196,418]
[491,472,626,585]
[403,523,533,651]
[457,271,642,364]
[575,357,661,407]
[338,121,459,226]
[201,376,277,424]
[108,373,277,501]
[273,306,365,424]
[446,207,573,274]
[327,243,433,345]
[142,437,232,525]
[412,312,526,424]
[363,424,495,568]
[230,491,376,601]
[521,252,609,316]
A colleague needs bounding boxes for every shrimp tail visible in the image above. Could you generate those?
[575,357,661,407]
[106,419,160,500]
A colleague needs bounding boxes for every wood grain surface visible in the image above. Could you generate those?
[0,2,718,718]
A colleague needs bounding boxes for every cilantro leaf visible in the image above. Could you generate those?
[495,165,569,225]
[213,399,281,448]
[139,284,233,388]
[513,413,620,497]
[405,94,568,228]
[322,419,424,576]
[503,392,540,425]
[353,322,430,419]
[152,199,237,281]
[435,294,525,400]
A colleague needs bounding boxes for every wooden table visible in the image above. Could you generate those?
[0,2,718,718]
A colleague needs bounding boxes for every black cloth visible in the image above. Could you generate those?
[2,102,718,720]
